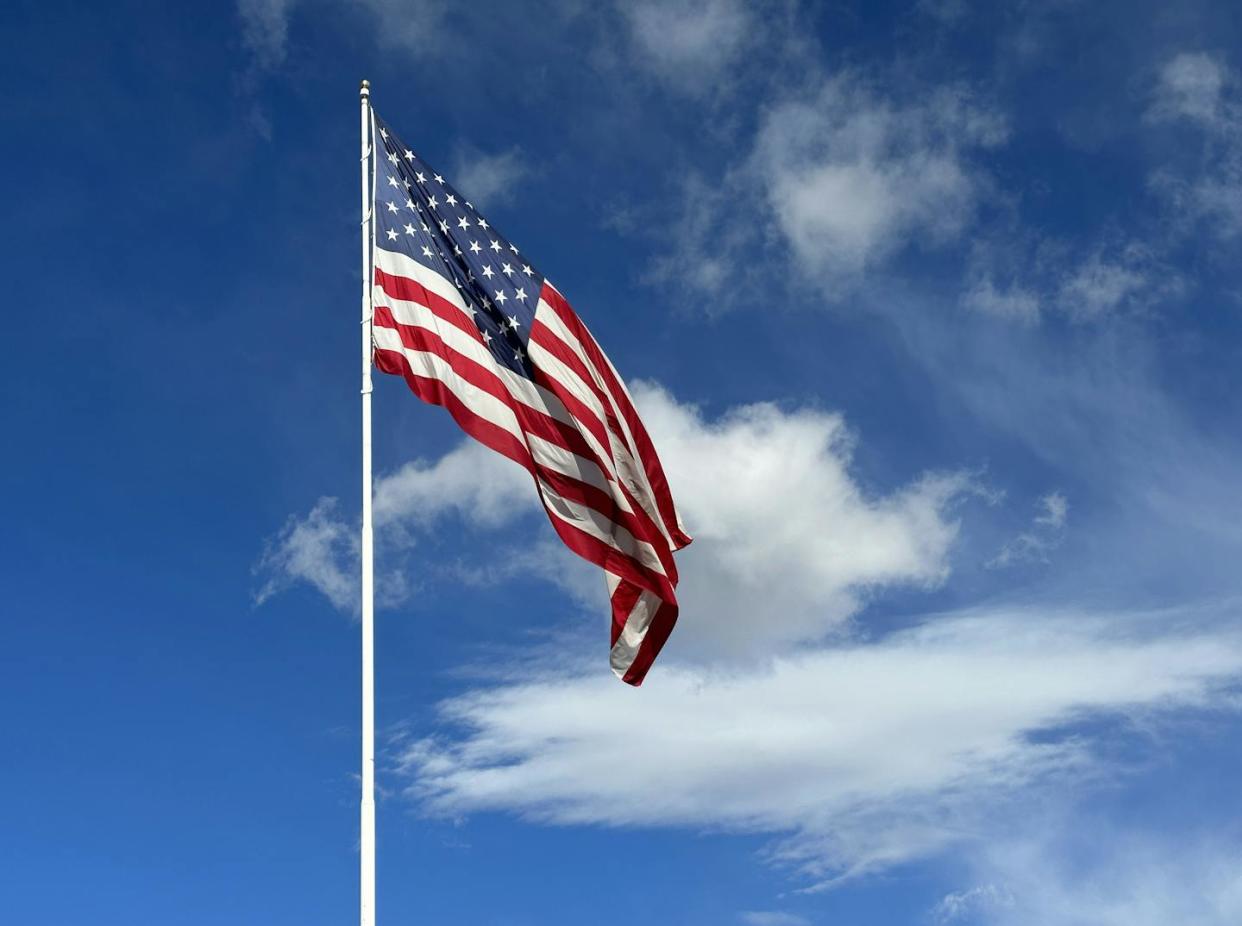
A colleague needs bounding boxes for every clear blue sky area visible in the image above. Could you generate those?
[4,2,1242,924]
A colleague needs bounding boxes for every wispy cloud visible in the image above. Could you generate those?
[237,0,298,68]
[397,604,1242,888]
[655,72,1009,303]
[740,912,811,926]
[931,883,1015,923]
[1148,52,1242,239]
[620,0,752,89]
[253,497,356,610]
[953,823,1242,926]
[989,491,1068,569]
[450,147,530,207]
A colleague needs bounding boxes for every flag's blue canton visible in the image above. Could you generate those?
[372,116,544,377]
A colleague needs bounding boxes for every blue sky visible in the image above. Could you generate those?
[5,0,1242,923]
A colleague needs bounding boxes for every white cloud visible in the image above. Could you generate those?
[1148,52,1242,238]
[373,439,535,534]
[963,232,1179,325]
[659,74,1009,302]
[932,883,1014,923]
[632,383,969,659]
[963,276,1041,323]
[258,382,971,660]
[621,0,751,85]
[959,827,1242,926]
[253,497,357,610]
[254,440,532,612]
[1035,492,1068,530]
[450,147,530,207]
[1150,52,1227,126]
[753,78,1007,288]
[989,491,1068,569]
[398,604,1242,887]
[237,0,298,67]
[1056,244,1159,319]
[739,912,811,926]
[350,0,450,53]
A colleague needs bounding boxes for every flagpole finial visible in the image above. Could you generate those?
[360,79,370,97]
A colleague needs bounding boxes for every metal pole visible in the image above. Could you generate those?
[358,77,376,926]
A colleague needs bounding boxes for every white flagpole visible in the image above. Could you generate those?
[358,78,377,926]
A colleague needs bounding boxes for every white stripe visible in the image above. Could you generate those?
[527,433,625,507]
[375,244,470,314]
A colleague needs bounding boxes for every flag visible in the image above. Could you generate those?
[368,114,691,685]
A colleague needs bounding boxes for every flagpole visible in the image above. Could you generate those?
[358,78,377,926]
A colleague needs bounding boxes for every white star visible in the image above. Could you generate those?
[482,329,492,344]
[490,239,501,252]
[434,173,444,184]
[387,152,398,166]
[469,240,482,254]
[515,287,527,302]
[457,216,470,230]
[506,314,520,330]
[465,201,474,210]
[439,220,450,233]
[522,264,533,276]
[386,228,398,241]
[406,198,416,211]
[404,150,414,161]
[509,243,519,254]
[421,245,434,259]
[404,223,416,235]
[482,265,494,278]
[427,195,438,209]
[514,346,525,362]
[387,176,400,189]
[403,179,412,189]
[379,127,388,139]
[421,222,429,232]
[501,262,514,276]
[480,296,492,309]
[453,245,462,256]
[445,194,457,206]
[386,201,398,213]
[415,171,427,184]
[477,217,489,230]
[495,290,508,305]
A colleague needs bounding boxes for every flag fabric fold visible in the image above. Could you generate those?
[368,113,690,685]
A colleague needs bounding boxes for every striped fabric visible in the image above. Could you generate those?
[369,113,690,685]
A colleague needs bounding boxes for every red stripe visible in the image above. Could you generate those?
[609,580,643,647]
[375,266,480,343]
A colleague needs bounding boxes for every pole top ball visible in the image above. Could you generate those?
[360,79,371,96]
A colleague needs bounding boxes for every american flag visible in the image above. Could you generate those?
[368,113,692,685]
